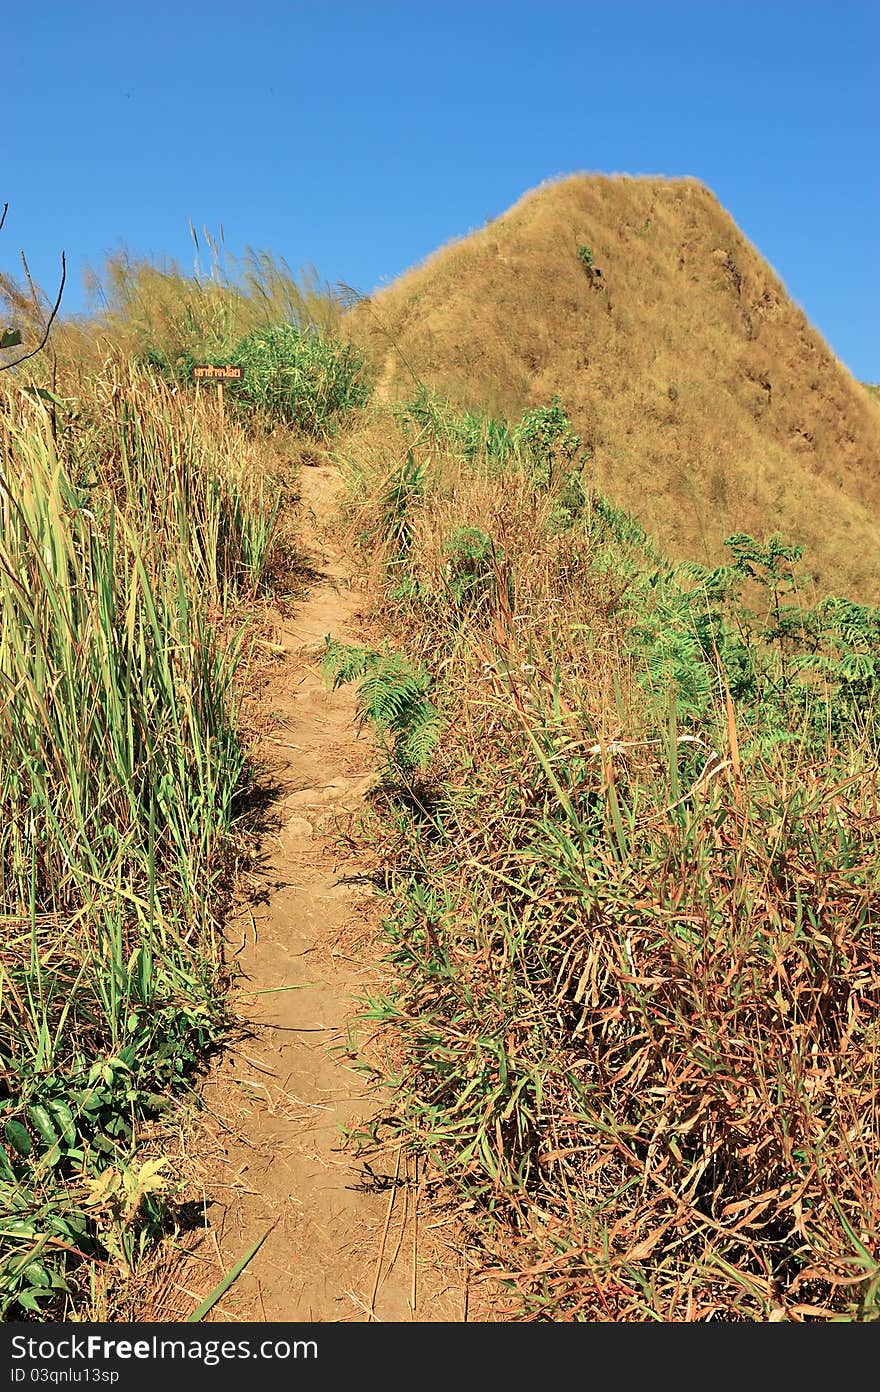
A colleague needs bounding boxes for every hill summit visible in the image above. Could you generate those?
[350,175,880,601]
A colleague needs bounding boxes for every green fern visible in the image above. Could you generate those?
[322,638,443,772]
[443,526,501,611]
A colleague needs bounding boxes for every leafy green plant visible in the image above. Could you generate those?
[724,532,811,697]
[322,640,442,773]
[795,596,880,738]
[361,449,430,602]
[230,322,370,436]
[514,396,584,488]
[376,450,427,552]
[443,526,502,611]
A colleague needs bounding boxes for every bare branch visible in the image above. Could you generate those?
[0,252,66,372]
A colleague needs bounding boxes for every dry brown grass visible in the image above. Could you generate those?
[338,426,880,1321]
[346,174,880,602]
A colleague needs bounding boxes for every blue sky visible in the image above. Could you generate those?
[5,1,878,378]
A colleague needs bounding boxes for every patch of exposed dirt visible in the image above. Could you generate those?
[170,465,469,1322]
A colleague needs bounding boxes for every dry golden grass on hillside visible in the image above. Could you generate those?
[346,174,880,602]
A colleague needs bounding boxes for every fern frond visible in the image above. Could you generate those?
[322,637,378,687]
[322,638,442,773]
[399,703,444,771]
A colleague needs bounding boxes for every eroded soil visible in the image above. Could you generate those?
[180,464,466,1322]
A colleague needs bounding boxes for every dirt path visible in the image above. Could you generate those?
[189,464,464,1322]
[374,351,397,405]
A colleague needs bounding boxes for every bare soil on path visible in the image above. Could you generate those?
[182,464,466,1322]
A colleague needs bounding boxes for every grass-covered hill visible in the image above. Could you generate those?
[347,174,880,602]
[2,206,879,1323]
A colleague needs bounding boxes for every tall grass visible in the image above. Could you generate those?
[337,401,880,1321]
[0,366,280,1316]
[0,231,377,1314]
[89,362,282,604]
[230,323,370,439]
[83,241,343,376]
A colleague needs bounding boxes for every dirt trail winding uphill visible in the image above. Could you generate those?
[191,464,463,1322]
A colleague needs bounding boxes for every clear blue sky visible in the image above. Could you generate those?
[5,1,878,378]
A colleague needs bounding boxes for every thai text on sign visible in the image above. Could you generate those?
[192,364,244,381]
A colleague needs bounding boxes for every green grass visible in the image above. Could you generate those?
[0,240,377,1314]
[0,376,264,1316]
[230,322,370,437]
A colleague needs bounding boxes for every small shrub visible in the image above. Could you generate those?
[443,526,502,610]
[514,396,584,487]
[230,322,370,437]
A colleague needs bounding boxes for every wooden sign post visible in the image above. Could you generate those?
[192,363,244,429]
